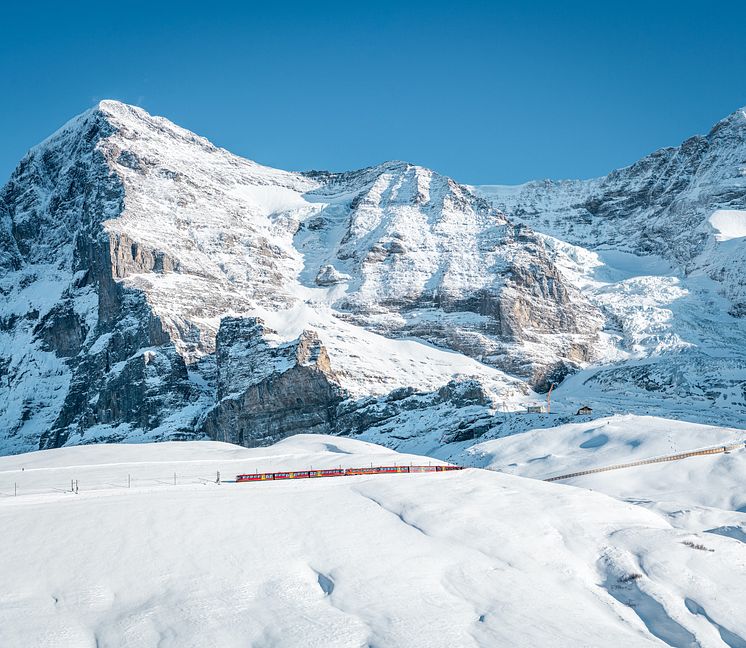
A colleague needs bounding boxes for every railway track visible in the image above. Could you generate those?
[234,442,745,487]
[544,442,745,482]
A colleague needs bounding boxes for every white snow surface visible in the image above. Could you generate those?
[709,209,746,241]
[462,414,745,481]
[456,414,746,578]
[2,435,746,647]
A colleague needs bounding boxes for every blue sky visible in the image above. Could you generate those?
[1,1,745,185]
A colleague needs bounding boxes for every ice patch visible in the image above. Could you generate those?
[709,210,746,242]
[316,572,335,596]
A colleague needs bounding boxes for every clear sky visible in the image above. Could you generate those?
[1,0,745,185]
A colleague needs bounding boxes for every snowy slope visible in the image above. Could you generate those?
[455,415,746,573]
[2,436,746,647]
[461,414,745,480]
[527,241,746,427]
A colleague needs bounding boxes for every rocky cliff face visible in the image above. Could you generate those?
[1,101,744,456]
[203,318,345,446]
[0,107,200,452]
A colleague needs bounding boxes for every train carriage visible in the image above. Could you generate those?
[344,467,382,475]
[408,465,438,473]
[236,473,273,482]
[236,463,462,483]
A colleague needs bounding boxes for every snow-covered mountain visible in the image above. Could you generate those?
[3,104,746,647]
[1,101,745,455]
[472,109,746,432]
[0,101,599,454]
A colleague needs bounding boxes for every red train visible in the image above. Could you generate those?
[236,464,462,483]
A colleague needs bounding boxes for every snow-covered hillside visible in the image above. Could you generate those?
[2,436,745,647]
[455,414,746,569]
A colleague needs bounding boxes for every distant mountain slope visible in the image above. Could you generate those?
[472,109,746,430]
[474,107,746,315]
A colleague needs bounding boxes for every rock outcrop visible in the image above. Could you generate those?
[203,318,346,446]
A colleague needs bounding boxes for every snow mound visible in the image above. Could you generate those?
[458,415,746,556]
[462,414,744,479]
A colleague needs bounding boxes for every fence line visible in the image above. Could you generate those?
[0,470,226,499]
[544,442,745,482]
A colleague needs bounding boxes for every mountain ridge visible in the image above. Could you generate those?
[0,101,744,456]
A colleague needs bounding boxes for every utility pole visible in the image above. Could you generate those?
[216,471,221,485]
[128,474,131,489]
[546,383,557,414]
[173,472,177,486]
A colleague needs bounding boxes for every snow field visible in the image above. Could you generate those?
[462,415,745,480]
[2,435,746,647]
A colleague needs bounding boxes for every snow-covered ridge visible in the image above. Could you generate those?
[1,100,595,454]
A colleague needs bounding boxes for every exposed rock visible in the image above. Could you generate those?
[203,320,345,446]
[315,264,351,286]
[335,378,499,444]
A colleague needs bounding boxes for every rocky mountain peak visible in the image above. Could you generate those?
[707,105,746,138]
